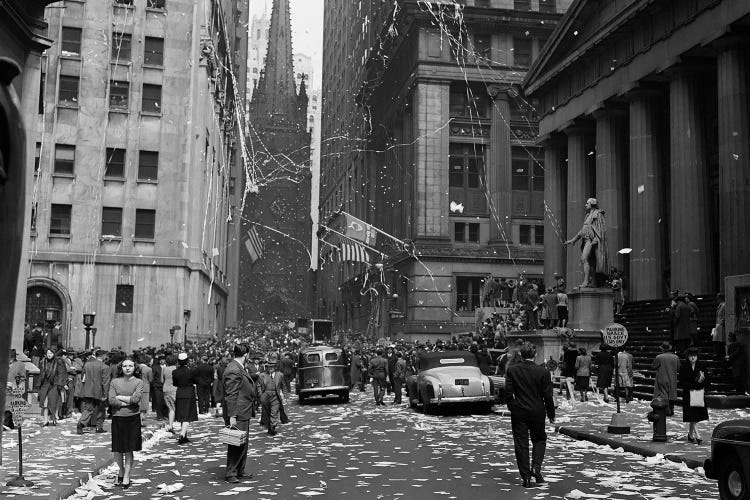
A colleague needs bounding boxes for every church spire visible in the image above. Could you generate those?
[251,0,301,126]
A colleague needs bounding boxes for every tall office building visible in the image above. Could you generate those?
[26,0,248,351]
[319,0,569,341]
[239,0,312,323]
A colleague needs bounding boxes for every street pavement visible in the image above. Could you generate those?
[2,387,747,499]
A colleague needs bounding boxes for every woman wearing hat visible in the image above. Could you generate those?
[172,352,198,444]
[678,347,710,444]
[36,348,67,427]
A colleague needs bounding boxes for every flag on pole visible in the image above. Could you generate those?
[341,213,378,246]
[340,242,370,264]
[244,226,264,263]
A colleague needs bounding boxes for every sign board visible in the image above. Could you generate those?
[6,387,30,425]
[603,323,628,348]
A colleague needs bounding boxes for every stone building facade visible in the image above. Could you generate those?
[239,0,312,323]
[26,0,248,351]
[523,0,750,300]
[319,0,571,341]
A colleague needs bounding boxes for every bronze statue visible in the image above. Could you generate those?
[565,198,608,287]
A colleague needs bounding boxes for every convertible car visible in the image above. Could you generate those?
[704,418,749,500]
[406,351,495,414]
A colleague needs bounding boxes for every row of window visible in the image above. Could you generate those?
[114,0,166,8]
[47,204,156,240]
[55,75,162,113]
[61,28,164,66]
[38,144,159,181]
[452,222,542,245]
[451,34,534,68]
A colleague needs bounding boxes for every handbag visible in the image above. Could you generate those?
[689,389,705,408]
[218,426,247,446]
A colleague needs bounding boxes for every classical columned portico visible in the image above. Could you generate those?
[668,68,714,294]
[542,136,566,286]
[594,108,628,276]
[565,126,594,288]
[717,43,750,282]
[628,91,666,300]
[488,86,512,245]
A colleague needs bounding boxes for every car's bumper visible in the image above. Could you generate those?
[704,458,716,479]
[299,386,349,394]
[429,396,492,404]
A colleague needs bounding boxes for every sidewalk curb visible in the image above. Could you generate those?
[53,457,116,500]
[556,426,704,470]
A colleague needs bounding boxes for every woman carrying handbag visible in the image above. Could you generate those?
[678,347,710,444]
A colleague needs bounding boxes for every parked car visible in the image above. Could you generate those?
[704,418,750,500]
[406,351,494,414]
[296,346,350,404]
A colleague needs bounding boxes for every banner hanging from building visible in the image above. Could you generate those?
[340,242,371,264]
[244,226,265,263]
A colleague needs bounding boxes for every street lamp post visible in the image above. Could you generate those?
[43,307,59,349]
[90,327,97,348]
[183,309,191,345]
[83,313,96,350]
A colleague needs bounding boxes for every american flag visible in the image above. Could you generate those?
[244,226,265,263]
[339,242,370,264]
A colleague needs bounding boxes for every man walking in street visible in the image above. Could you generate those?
[77,349,110,434]
[652,342,680,415]
[259,354,290,436]
[222,343,255,483]
[194,355,214,414]
[369,348,388,406]
[391,351,407,405]
[505,342,555,488]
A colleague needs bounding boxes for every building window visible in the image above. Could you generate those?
[475,0,490,6]
[112,32,132,62]
[449,84,489,118]
[144,37,164,66]
[535,226,544,245]
[61,27,82,57]
[58,75,79,107]
[514,0,531,10]
[142,84,162,113]
[137,151,158,181]
[38,73,45,114]
[473,34,491,60]
[34,142,41,174]
[101,207,123,237]
[109,80,129,110]
[513,37,533,68]
[511,147,544,216]
[456,276,483,312]
[134,209,156,239]
[449,144,487,215]
[539,0,556,13]
[454,222,480,243]
[519,225,531,245]
[54,144,75,175]
[31,203,38,234]
[114,0,134,6]
[146,0,165,9]
[115,285,134,313]
[50,204,72,236]
[105,148,125,178]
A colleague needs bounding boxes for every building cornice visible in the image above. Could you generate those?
[1,0,56,53]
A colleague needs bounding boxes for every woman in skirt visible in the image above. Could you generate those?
[36,348,67,427]
[162,354,178,432]
[574,347,592,402]
[173,352,198,444]
[679,347,710,444]
[594,344,615,403]
[108,357,143,488]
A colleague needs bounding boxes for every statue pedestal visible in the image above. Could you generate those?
[568,287,614,333]
[514,329,604,369]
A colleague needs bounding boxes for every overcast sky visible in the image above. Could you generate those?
[249,0,324,89]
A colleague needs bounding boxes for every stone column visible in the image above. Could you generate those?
[488,85,512,245]
[542,136,566,287]
[565,126,594,288]
[628,91,666,300]
[717,43,750,282]
[594,107,628,279]
[669,68,714,294]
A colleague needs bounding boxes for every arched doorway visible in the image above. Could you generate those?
[24,278,71,353]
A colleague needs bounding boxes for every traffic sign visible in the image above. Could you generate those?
[603,323,628,348]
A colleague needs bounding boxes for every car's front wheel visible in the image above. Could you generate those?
[719,453,748,500]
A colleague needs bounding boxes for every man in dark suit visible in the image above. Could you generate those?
[259,353,290,435]
[194,355,214,414]
[223,343,256,483]
[77,349,111,434]
[505,342,555,488]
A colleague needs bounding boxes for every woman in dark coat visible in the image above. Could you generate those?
[172,352,198,444]
[36,348,67,426]
[679,347,709,444]
[594,344,615,403]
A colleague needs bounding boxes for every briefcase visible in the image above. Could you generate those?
[218,426,247,446]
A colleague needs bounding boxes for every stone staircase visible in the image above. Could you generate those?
[617,295,750,408]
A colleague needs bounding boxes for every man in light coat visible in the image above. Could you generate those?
[259,353,289,436]
[652,342,680,415]
[77,349,111,434]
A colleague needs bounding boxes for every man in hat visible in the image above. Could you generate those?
[368,348,388,406]
[223,343,256,483]
[77,349,110,434]
[259,353,289,435]
[565,197,607,288]
[652,342,680,415]
[673,296,692,354]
